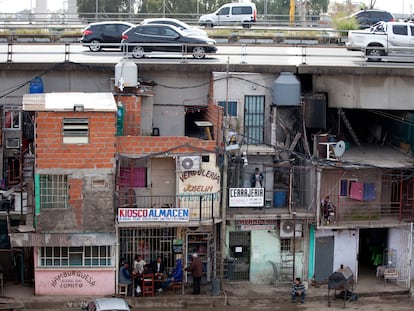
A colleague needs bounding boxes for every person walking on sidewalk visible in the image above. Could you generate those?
[185,253,203,295]
[291,277,306,304]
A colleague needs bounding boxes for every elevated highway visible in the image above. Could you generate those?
[0,44,413,111]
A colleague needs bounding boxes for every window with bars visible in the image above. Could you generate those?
[244,95,264,144]
[63,118,89,144]
[39,175,68,209]
[39,246,112,267]
[280,238,291,252]
[280,238,303,252]
[218,101,238,116]
[119,227,177,272]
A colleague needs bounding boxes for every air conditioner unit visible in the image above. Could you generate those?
[280,220,302,238]
[177,156,201,171]
[6,138,20,149]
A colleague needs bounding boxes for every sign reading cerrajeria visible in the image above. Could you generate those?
[229,187,264,207]
[50,271,96,288]
[118,208,189,222]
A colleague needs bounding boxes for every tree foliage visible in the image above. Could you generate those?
[77,0,134,19]
[78,0,330,19]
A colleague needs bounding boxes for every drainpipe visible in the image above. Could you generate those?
[115,222,120,294]
[220,59,230,287]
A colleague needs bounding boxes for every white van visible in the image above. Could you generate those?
[198,2,257,28]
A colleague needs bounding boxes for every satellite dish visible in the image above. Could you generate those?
[334,140,346,157]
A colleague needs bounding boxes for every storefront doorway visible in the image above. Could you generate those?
[229,231,250,280]
[358,228,387,274]
[119,227,178,271]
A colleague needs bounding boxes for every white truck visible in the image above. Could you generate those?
[346,21,414,61]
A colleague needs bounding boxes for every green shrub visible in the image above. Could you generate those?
[331,14,359,36]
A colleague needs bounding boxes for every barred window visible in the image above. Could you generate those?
[39,175,68,209]
[244,95,264,144]
[63,118,89,144]
[280,238,291,252]
[40,246,112,267]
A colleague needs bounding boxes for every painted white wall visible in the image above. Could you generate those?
[333,229,359,279]
[249,229,279,283]
[314,229,359,280]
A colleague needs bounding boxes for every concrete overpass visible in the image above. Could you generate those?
[0,61,413,111]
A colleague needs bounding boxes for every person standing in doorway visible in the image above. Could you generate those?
[185,253,203,295]
[251,167,264,188]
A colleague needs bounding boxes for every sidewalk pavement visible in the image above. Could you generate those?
[0,276,411,310]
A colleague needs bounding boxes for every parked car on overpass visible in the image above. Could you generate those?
[346,9,395,29]
[140,18,208,37]
[81,21,135,52]
[121,24,217,59]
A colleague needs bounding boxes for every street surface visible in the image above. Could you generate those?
[135,297,413,311]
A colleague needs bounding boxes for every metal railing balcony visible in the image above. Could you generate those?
[319,200,414,227]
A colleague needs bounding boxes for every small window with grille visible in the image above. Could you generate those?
[63,118,89,144]
[280,238,291,252]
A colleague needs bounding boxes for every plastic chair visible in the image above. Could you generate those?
[142,274,154,297]
[118,283,128,296]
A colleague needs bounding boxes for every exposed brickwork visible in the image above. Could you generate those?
[206,103,223,144]
[35,111,116,170]
[118,95,142,136]
[116,136,216,155]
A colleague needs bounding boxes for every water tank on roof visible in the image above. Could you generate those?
[273,72,301,106]
[115,60,138,90]
[29,77,44,94]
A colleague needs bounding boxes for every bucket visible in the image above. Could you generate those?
[274,191,287,208]
[29,77,44,94]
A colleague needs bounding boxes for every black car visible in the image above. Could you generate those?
[81,21,135,52]
[121,24,217,59]
[349,10,394,29]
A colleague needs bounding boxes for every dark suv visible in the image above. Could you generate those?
[350,10,394,29]
[81,21,135,52]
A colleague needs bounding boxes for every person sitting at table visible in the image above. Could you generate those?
[119,260,132,296]
[152,256,166,291]
[133,254,146,276]
[152,256,166,276]
[132,254,146,297]
[159,258,183,292]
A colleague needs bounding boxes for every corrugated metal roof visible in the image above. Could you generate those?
[328,145,414,168]
[22,92,117,112]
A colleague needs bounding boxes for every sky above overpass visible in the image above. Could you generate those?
[0,0,413,16]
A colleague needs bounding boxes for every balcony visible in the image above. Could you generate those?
[115,192,220,225]
[319,199,414,228]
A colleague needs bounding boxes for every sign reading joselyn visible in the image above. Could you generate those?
[229,187,264,207]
